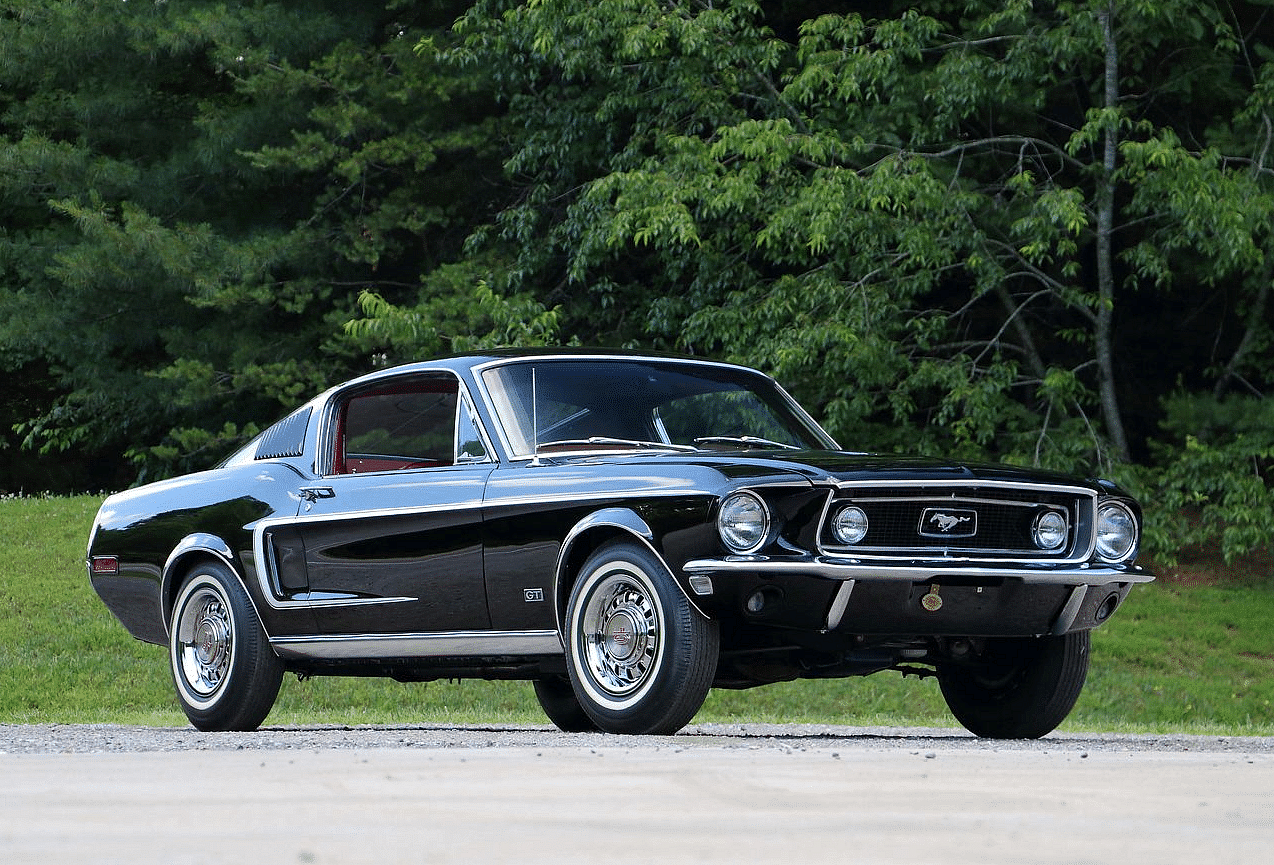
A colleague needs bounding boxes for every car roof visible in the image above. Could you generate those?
[334,348,760,390]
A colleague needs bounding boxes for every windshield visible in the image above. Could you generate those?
[479,358,835,458]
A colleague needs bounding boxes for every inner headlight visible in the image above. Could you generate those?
[1095,502,1138,562]
[718,491,770,554]
[831,506,869,545]
[1032,510,1069,551]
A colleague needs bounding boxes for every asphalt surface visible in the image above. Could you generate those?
[3,723,1272,864]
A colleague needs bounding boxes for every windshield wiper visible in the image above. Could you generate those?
[538,436,697,453]
[693,435,800,451]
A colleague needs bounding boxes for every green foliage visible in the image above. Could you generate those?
[0,1,490,487]
[1143,394,1274,566]
[441,0,1274,486]
[345,280,565,362]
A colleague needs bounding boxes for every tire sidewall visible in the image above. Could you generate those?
[564,543,714,733]
[170,571,240,714]
[938,631,1090,739]
[567,551,669,712]
[168,560,281,731]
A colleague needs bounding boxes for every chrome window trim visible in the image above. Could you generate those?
[470,354,839,461]
[455,388,496,464]
[315,368,495,477]
[270,629,563,660]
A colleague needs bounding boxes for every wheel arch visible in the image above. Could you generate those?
[161,534,260,638]
[552,507,707,633]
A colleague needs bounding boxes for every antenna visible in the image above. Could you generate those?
[530,365,541,467]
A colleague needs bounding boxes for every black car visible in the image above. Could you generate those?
[87,350,1153,737]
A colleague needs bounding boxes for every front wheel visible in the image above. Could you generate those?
[169,560,284,732]
[564,542,718,735]
[937,631,1089,739]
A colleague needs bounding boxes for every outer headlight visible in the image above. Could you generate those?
[1095,501,1138,562]
[718,491,770,554]
[1032,510,1069,551]
[831,506,869,545]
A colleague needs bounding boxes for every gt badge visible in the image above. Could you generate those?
[524,588,545,602]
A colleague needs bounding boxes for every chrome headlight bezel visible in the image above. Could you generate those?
[1095,501,1138,563]
[1031,509,1069,551]
[717,491,771,554]
[830,505,869,545]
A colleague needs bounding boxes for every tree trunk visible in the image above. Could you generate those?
[1094,4,1131,462]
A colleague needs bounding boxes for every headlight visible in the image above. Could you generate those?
[1032,510,1068,551]
[718,491,770,554]
[831,506,869,545]
[1095,502,1138,562]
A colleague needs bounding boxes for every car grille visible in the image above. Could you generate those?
[818,484,1094,561]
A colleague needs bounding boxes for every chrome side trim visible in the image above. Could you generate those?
[683,556,1155,587]
[251,502,484,611]
[251,488,714,611]
[293,594,417,609]
[270,629,563,661]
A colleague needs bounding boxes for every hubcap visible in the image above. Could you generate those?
[177,587,233,698]
[581,573,659,698]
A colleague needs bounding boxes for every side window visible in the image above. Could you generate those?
[336,377,461,474]
[456,396,489,463]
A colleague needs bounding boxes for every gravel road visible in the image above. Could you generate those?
[3,723,1272,865]
[3,720,1274,754]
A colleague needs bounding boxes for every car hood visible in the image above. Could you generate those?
[571,449,1108,493]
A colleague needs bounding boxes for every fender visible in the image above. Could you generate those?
[552,507,708,633]
[160,533,263,638]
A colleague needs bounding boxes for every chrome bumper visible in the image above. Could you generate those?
[682,555,1155,586]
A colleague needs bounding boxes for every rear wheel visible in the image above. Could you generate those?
[937,631,1089,739]
[564,542,718,735]
[169,560,283,732]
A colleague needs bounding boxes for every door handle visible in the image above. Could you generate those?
[298,486,336,503]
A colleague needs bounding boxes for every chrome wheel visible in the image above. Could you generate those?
[564,541,718,735]
[168,563,283,732]
[578,572,661,700]
[174,584,234,701]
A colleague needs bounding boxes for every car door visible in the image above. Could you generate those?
[269,372,496,641]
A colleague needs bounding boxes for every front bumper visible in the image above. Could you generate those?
[682,555,1154,638]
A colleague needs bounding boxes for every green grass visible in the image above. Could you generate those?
[3,495,1272,734]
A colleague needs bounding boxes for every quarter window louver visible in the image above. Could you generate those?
[255,408,312,460]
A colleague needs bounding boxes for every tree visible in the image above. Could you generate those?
[433,0,1274,483]
[0,0,495,484]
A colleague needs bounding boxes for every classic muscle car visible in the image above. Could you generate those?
[87,350,1153,737]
